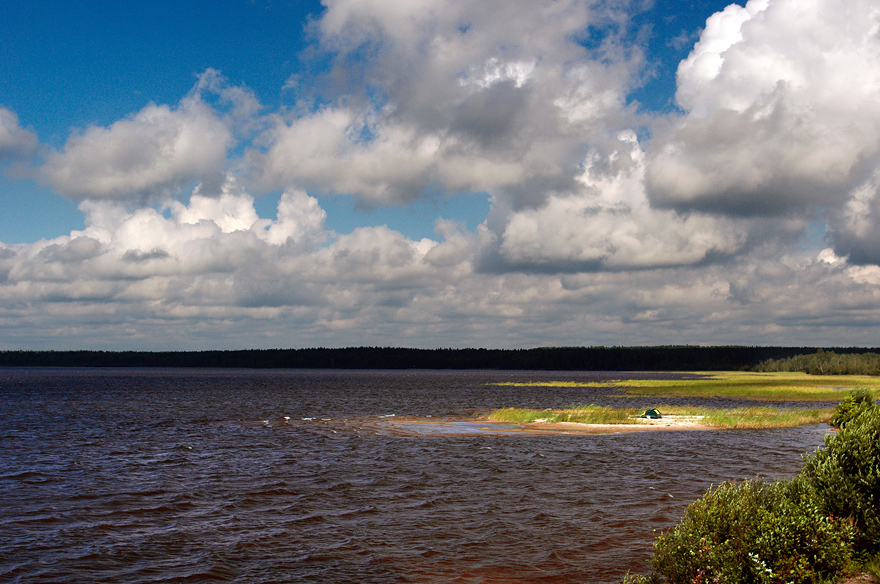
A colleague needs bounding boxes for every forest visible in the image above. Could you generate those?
[1,346,879,371]
[753,349,880,375]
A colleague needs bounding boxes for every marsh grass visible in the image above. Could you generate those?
[556,404,637,424]
[695,406,831,429]
[487,404,834,429]
[490,372,880,401]
[487,408,557,423]
[487,405,638,424]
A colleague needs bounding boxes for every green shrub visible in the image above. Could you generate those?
[751,479,855,583]
[830,387,876,429]
[858,552,880,579]
[801,403,880,552]
[621,573,663,584]
[634,390,880,584]
[651,479,854,584]
[651,480,765,583]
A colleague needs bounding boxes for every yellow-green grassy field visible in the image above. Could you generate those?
[486,372,880,429]
[490,371,880,401]
[487,404,834,429]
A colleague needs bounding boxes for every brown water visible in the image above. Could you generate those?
[0,369,831,583]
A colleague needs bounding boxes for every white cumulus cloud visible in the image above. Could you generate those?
[42,93,232,202]
[251,0,640,209]
[646,0,880,216]
[6,0,880,349]
[499,131,748,270]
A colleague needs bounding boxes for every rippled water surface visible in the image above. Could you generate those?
[0,369,831,583]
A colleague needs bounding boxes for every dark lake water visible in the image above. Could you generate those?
[0,369,831,583]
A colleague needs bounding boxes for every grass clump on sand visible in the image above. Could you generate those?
[488,405,636,425]
[491,372,880,401]
[487,407,560,423]
[697,406,832,429]
[626,389,880,584]
[557,404,638,424]
[487,404,833,429]
[488,405,637,424]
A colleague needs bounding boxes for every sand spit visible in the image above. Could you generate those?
[522,415,716,434]
[259,414,717,437]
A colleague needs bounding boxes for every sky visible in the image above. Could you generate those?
[1,0,880,351]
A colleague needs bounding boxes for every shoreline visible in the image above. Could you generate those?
[514,415,717,434]
[267,409,832,436]
[289,414,721,437]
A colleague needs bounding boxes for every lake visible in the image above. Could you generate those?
[0,368,830,583]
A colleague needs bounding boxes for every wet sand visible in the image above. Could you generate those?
[518,415,716,434]
[276,414,717,437]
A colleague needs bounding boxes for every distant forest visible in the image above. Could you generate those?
[753,349,880,375]
[1,346,879,372]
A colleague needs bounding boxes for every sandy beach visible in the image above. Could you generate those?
[323,414,720,437]
[515,415,716,434]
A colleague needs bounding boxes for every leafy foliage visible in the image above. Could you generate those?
[622,573,664,584]
[639,389,880,583]
[801,401,880,552]
[829,387,876,429]
[651,479,854,584]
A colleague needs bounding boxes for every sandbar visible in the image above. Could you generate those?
[257,414,717,437]
[363,414,716,436]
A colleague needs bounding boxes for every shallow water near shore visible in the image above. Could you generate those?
[0,368,831,583]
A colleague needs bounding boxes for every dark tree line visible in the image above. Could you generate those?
[1,346,877,371]
[753,349,880,375]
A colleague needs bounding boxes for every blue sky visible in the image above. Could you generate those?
[1,0,879,350]
[0,0,727,243]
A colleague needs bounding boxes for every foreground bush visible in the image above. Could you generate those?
[829,387,875,429]
[801,402,880,552]
[640,389,880,583]
[650,479,854,584]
